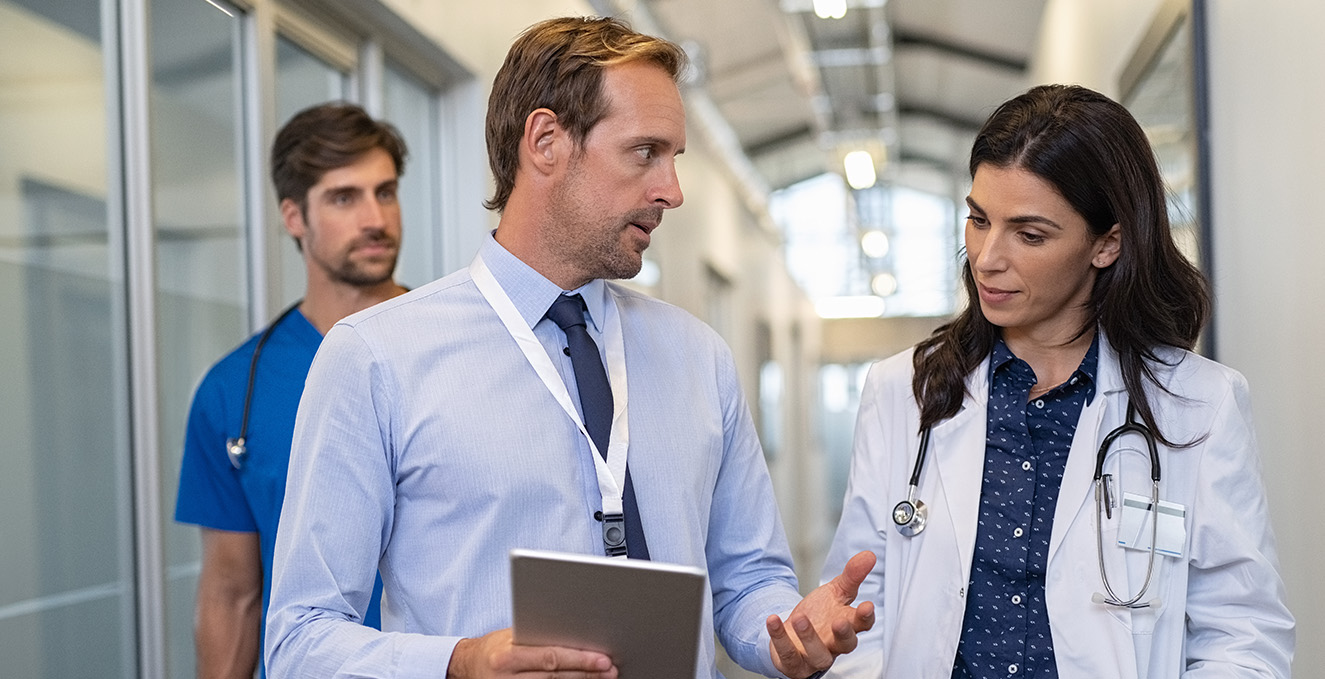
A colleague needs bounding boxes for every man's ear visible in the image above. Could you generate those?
[1093,223,1122,268]
[522,108,565,177]
[280,197,306,243]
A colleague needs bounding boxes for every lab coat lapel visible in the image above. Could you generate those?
[1048,337,1126,563]
[933,360,989,571]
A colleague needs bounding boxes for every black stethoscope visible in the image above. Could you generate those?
[892,399,1164,609]
[225,301,302,470]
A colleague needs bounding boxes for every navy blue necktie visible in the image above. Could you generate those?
[545,294,649,559]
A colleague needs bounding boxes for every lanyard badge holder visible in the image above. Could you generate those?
[471,254,633,558]
[598,511,627,557]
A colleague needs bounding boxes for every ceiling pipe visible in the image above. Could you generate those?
[589,0,785,242]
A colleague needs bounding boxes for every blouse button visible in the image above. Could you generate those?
[1034,399,1045,409]
[1009,663,1019,674]
[1011,594,1022,605]
[1013,527,1024,538]
[1022,461,1032,471]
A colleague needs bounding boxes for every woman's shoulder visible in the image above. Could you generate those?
[1155,347,1245,384]
[1151,346,1250,400]
[864,347,921,394]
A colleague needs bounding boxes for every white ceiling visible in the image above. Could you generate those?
[638,0,1048,192]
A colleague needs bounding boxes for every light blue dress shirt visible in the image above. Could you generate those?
[266,234,802,678]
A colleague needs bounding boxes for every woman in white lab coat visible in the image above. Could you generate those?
[820,85,1294,678]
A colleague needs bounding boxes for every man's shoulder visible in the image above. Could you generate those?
[608,283,714,335]
[337,269,476,331]
[194,312,318,399]
[196,330,265,390]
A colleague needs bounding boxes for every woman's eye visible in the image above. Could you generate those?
[1020,231,1046,244]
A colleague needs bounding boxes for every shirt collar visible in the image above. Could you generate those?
[479,232,608,333]
[990,331,1101,404]
[990,336,1020,374]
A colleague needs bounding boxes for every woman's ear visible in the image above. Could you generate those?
[1093,224,1122,268]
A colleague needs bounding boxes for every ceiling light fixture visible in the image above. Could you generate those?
[871,272,898,297]
[843,150,876,190]
[861,230,890,258]
[815,295,885,319]
[813,0,848,20]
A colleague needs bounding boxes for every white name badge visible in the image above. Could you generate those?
[1117,492,1186,557]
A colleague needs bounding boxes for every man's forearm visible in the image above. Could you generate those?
[195,590,261,679]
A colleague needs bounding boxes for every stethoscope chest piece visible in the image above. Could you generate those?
[893,426,933,537]
[226,437,247,470]
[893,497,927,537]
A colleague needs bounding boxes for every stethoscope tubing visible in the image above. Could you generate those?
[895,397,1164,608]
[226,300,303,469]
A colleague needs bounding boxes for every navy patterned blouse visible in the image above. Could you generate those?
[951,335,1099,678]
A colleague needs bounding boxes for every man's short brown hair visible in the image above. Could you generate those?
[271,102,408,210]
[483,16,687,212]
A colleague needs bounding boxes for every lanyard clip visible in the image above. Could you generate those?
[596,511,627,557]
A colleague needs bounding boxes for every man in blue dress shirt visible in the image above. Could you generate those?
[265,17,876,679]
[175,103,407,678]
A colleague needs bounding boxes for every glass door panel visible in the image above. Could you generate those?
[273,35,350,307]
[149,0,247,675]
[0,0,136,676]
[383,62,441,287]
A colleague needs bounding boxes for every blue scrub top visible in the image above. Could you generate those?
[175,309,382,673]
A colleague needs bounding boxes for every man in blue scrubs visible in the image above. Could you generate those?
[174,102,409,678]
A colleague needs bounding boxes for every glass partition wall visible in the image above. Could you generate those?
[0,1,136,675]
[151,0,249,674]
[0,0,462,675]
[273,34,352,306]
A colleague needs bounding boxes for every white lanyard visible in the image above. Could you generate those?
[469,253,631,531]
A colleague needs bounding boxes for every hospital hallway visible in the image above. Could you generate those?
[0,0,1320,675]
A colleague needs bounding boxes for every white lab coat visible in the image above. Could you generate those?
[822,339,1294,678]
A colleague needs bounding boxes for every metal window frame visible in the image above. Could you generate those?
[117,0,166,673]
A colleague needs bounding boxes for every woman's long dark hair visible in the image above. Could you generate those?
[912,84,1209,446]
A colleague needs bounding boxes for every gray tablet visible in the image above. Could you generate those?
[510,548,707,679]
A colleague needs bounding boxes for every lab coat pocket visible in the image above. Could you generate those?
[1098,442,1174,636]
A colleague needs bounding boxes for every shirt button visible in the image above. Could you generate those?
[1011,594,1022,605]
[1009,663,1019,674]
[1013,527,1024,538]
[1070,376,1078,385]
[1034,399,1045,408]
[1022,461,1032,471]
